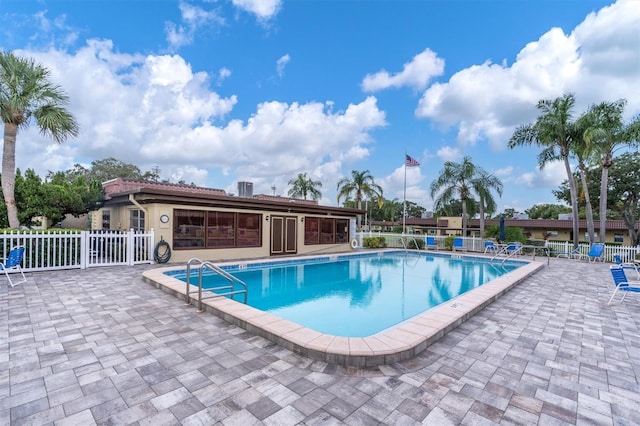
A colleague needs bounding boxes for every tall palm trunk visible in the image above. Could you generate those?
[461,196,468,237]
[2,123,19,228]
[599,159,611,244]
[478,197,486,239]
[563,156,580,248]
[578,162,595,243]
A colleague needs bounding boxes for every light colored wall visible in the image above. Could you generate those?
[102,203,354,263]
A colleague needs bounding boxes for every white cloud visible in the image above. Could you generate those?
[378,164,429,206]
[436,146,462,162]
[11,41,387,205]
[415,0,640,150]
[165,2,225,51]
[276,54,290,77]
[170,165,209,185]
[232,0,282,20]
[217,67,232,85]
[515,160,568,189]
[362,48,445,92]
[494,166,513,177]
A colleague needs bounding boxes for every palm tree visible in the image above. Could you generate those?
[336,170,383,228]
[573,111,600,244]
[0,51,78,228]
[471,170,503,239]
[430,156,483,237]
[509,94,580,248]
[582,100,640,243]
[287,172,322,201]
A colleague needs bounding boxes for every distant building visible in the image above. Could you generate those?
[404,216,636,245]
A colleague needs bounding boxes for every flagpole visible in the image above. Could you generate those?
[403,151,407,235]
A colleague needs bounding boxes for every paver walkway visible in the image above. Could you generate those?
[1,258,639,425]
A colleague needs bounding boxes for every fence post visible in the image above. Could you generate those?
[127,229,135,266]
[148,229,155,263]
[80,231,87,269]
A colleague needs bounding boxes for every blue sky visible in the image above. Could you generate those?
[1,0,638,214]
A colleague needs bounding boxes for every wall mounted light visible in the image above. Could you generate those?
[300,217,304,223]
[265,215,270,222]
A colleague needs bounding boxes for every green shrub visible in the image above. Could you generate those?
[363,236,387,248]
[406,237,424,250]
[443,235,455,250]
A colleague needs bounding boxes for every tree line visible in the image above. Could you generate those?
[0,158,159,228]
[509,94,640,246]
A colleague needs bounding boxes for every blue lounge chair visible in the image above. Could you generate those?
[483,241,497,254]
[425,236,438,251]
[1,246,27,287]
[453,237,465,252]
[576,243,605,262]
[613,254,640,279]
[608,265,640,305]
[504,242,522,256]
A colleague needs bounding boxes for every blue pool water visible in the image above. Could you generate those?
[167,251,522,337]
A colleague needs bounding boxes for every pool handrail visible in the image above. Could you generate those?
[185,257,248,309]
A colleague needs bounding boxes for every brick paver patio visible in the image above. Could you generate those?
[1,258,639,425]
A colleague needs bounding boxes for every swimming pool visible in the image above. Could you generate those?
[143,250,544,366]
[166,251,521,337]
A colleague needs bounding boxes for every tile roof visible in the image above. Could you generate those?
[103,178,227,199]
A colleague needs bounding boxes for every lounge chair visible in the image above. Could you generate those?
[425,236,438,251]
[483,241,497,254]
[608,265,640,305]
[575,243,605,262]
[453,237,465,252]
[556,246,582,259]
[0,246,27,287]
[504,242,522,256]
[613,254,640,279]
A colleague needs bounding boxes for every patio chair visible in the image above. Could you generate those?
[0,246,27,287]
[613,254,640,279]
[556,246,582,259]
[576,243,605,263]
[483,241,497,254]
[608,265,640,305]
[425,236,438,251]
[504,242,522,256]
[453,237,465,252]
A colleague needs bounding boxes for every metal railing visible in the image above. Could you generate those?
[354,232,640,265]
[185,258,248,311]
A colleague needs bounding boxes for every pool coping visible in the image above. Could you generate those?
[142,250,544,367]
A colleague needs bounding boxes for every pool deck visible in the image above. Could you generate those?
[2,255,640,424]
[143,251,544,367]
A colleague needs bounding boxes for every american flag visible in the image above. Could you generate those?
[405,154,420,167]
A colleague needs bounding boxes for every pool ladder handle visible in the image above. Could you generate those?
[490,245,550,266]
[400,235,420,250]
[185,258,248,311]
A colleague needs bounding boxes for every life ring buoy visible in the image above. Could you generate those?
[350,239,358,249]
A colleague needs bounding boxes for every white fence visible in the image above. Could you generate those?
[0,229,155,272]
[544,240,639,262]
[355,232,640,262]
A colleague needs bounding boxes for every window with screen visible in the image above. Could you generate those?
[304,217,320,245]
[173,210,262,249]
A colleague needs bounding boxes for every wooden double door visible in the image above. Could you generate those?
[270,216,297,255]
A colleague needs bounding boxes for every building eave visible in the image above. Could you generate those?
[102,188,364,217]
